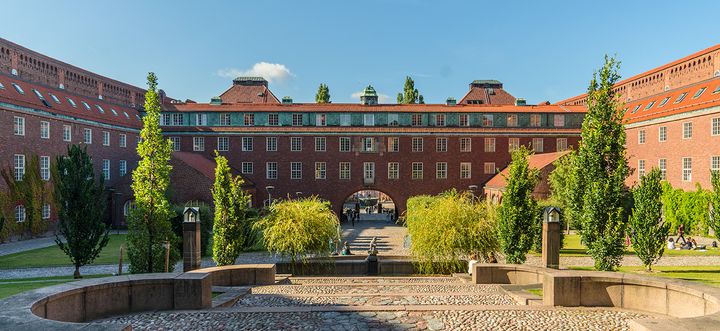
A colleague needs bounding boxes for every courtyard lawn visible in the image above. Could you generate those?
[0,274,111,299]
[569,266,720,288]
[0,234,126,269]
[553,234,720,257]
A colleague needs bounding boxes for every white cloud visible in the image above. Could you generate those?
[217,62,294,83]
[351,91,392,104]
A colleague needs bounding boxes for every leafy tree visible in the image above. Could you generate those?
[212,153,252,266]
[629,168,669,271]
[661,183,710,235]
[1,155,53,237]
[708,171,720,241]
[127,72,179,273]
[254,196,339,264]
[0,191,11,243]
[397,76,424,104]
[315,83,331,103]
[53,145,110,278]
[548,150,582,230]
[497,146,539,264]
[406,190,499,274]
[572,56,630,271]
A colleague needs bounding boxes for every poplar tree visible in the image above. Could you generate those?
[127,72,179,273]
[53,145,110,278]
[573,56,630,271]
[212,153,251,266]
[498,146,540,264]
[397,76,424,104]
[629,168,668,271]
[315,83,331,103]
[709,170,720,241]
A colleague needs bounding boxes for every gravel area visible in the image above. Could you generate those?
[251,284,505,295]
[290,277,460,285]
[524,255,720,268]
[235,293,518,307]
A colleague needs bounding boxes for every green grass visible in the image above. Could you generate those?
[0,234,127,269]
[553,234,720,257]
[0,274,111,299]
[526,288,543,297]
[568,266,720,287]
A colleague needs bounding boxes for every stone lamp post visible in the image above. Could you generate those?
[542,206,561,269]
[183,207,201,272]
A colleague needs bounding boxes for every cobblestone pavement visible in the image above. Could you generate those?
[236,293,518,306]
[250,284,505,295]
[290,277,458,284]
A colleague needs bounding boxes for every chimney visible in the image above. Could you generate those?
[282,96,293,104]
[514,98,527,106]
[446,97,456,106]
[210,96,222,105]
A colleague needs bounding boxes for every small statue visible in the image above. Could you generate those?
[368,237,378,256]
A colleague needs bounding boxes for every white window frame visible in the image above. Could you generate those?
[217,137,229,152]
[388,137,399,152]
[315,162,326,179]
[682,157,692,182]
[483,114,494,127]
[530,114,541,127]
[484,162,496,174]
[683,122,693,139]
[460,138,472,152]
[411,162,423,180]
[339,162,351,180]
[659,159,667,180]
[103,131,110,146]
[102,159,110,180]
[508,138,520,152]
[290,137,302,152]
[244,113,254,126]
[242,162,253,174]
[435,114,446,126]
[119,134,127,148]
[485,138,496,152]
[507,114,518,127]
[119,160,127,177]
[315,137,326,152]
[460,162,471,179]
[63,125,72,142]
[14,116,25,136]
[220,113,232,126]
[242,137,253,151]
[436,162,447,179]
[638,130,646,144]
[533,138,544,153]
[339,137,351,152]
[193,137,205,151]
[363,114,375,126]
[638,159,646,179]
[459,114,470,127]
[266,137,278,152]
[292,113,303,126]
[170,137,181,151]
[712,118,720,136]
[266,162,278,179]
[84,128,92,144]
[556,138,568,152]
[411,137,423,152]
[291,162,302,179]
[42,204,51,220]
[436,137,448,152]
[268,113,279,126]
[15,205,26,223]
[315,114,326,126]
[659,126,667,142]
[40,156,50,181]
[388,162,399,180]
[40,121,50,139]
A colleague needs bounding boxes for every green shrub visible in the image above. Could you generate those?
[661,182,710,236]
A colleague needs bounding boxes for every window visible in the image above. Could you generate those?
[659,159,667,180]
[63,125,72,142]
[508,138,520,152]
[339,162,351,180]
[244,113,254,126]
[714,85,720,94]
[675,92,688,104]
[0,82,4,89]
[638,159,646,178]
[217,137,229,151]
[266,162,278,179]
[631,105,641,113]
[683,122,693,139]
[242,162,253,174]
[268,113,279,126]
[459,114,470,127]
[658,97,670,108]
[220,113,231,126]
[483,114,494,127]
[460,138,471,152]
[712,156,720,172]
[42,204,51,220]
[95,105,105,114]
[315,162,326,179]
[411,114,422,126]
[507,114,518,127]
[363,162,375,181]
[530,114,541,127]
[388,137,399,152]
[484,162,496,174]
[340,114,351,126]
[292,113,303,126]
[13,116,24,136]
[388,113,399,126]
[460,162,471,179]
[484,138,496,152]
[195,113,207,125]
[103,131,110,146]
[339,137,351,152]
[84,128,92,144]
[242,137,253,151]
[40,121,50,139]
[436,162,447,179]
[692,87,706,99]
[120,160,127,177]
[363,114,375,126]
[315,137,326,152]
[291,162,302,179]
[193,137,205,151]
[15,205,26,223]
[40,156,50,181]
[12,83,25,94]
[644,101,656,110]
[713,118,720,136]
[412,162,423,180]
[315,114,326,126]
[682,157,692,182]
[435,114,446,126]
[170,137,181,151]
[119,134,127,148]
[554,115,565,127]
[362,137,375,152]
[102,159,110,180]
[412,137,423,152]
[290,137,302,151]
[659,127,667,142]
[556,138,568,152]
[532,138,543,153]
[66,97,77,107]
[81,101,91,110]
[110,108,118,116]
[266,137,278,151]
[388,162,399,180]
[638,130,646,144]
[436,138,448,152]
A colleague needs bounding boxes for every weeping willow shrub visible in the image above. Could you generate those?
[254,196,339,265]
[406,190,499,274]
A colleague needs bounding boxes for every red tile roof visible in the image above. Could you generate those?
[623,77,720,125]
[459,86,516,105]
[484,151,569,189]
[219,84,280,104]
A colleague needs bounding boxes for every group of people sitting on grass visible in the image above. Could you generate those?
[666,224,714,250]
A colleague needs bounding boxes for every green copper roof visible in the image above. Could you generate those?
[362,85,378,97]
[233,77,267,83]
[471,80,502,85]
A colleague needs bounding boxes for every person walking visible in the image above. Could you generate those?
[676,224,686,244]
[354,202,361,223]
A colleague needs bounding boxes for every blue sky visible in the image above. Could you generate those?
[3,1,719,104]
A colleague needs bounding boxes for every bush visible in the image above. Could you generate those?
[406,190,499,274]
[212,154,254,266]
[661,182,710,236]
[254,196,339,264]
[170,202,214,257]
[629,168,669,271]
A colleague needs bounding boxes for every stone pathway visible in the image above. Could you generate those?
[341,218,409,256]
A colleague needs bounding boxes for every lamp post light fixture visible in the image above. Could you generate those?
[182,207,201,272]
[542,206,561,269]
[468,185,478,203]
[265,185,275,207]
[295,191,303,199]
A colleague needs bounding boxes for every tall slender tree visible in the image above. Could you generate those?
[572,56,630,271]
[53,145,110,278]
[397,76,424,104]
[709,170,720,241]
[315,83,331,103]
[497,146,540,264]
[212,153,252,266]
[629,168,668,271]
[127,72,179,273]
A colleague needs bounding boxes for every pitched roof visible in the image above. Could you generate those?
[484,151,569,190]
[459,86,516,105]
[623,77,720,125]
[218,84,280,104]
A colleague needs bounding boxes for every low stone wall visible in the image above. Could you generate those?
[274,257,465,276]
[188,264,276,286]
[473,264,720,330]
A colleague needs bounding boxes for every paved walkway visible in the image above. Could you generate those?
[341,216,409,256]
